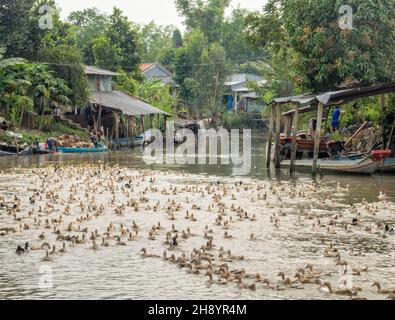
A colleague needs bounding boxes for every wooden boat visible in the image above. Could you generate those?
[281,137,328,153]
[0,145,32,157]
[117,135,145,147]
[57,146,109,154]
[281,153,380,174]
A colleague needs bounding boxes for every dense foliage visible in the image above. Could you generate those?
[1,0,394,136]
[245,0,395,92]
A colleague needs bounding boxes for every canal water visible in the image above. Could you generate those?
[0,137,394,300]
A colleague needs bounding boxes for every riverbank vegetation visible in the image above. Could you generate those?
[1,0,395,144]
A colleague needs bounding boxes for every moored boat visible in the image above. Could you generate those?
[281,152,382,174]
[117,135,145,147]
[0,146,32,157]
[57,145,109,154]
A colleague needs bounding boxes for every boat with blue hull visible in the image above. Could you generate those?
[57,146,109,154]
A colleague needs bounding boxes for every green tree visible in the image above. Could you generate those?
[92,36,120,69]
[0,0,35,58]
[37,45,89,107]
[0,50,71,124]
[27,1,76,59]
[172,29,183,48]
[68,8,109,65]
[195,43,230,115]
[174,30,207,107]
[175,0,231,43]
[116,73,178,115]
[174,30,231,116]
[140,22,176,62]
[106,7,141,73]
[245,0,395,92]
[222,8,266,62]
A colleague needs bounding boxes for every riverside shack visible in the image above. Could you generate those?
[267,81,395,173]
[63,66,171,148]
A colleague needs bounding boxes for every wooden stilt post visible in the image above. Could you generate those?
[266,104,275,167]
[125,115,129,149]
[381,94,386,149]
[312,103,324,174]
[290,103,299,173]
[97,106,102,131]
[157,114,161,130]
[274,104,282,169]
[141,115,145,133]
[113,112,120,150]
[164,115,168,131]
[148,114,155,143]
[150,114,154,130]
[284,114,292,138]
[130,116,135,148]
[141,115,145,145]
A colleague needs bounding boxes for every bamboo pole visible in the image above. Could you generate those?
[344,121,368,148]
[266,104,275,167]
[274,104,281,169]
[290,103,299,173]
[312,103,324,174]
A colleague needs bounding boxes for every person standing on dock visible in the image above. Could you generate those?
[331,106,341,132]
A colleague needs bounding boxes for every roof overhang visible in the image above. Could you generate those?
[271,81,395,116]
[91,90,171,117]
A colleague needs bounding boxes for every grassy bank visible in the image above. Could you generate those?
[0,118,90,146]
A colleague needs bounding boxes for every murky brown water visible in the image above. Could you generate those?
[0,138,394,300]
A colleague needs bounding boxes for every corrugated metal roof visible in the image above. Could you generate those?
[225,73,264,86]
[85,66,119,76]
[277,81,395,116]
[91,91,170,116]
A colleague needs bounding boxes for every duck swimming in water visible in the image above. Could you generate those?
[16,245,25,255]
[42,251,53,262]
[140,248,160,258]
[378,191,387,202]
[372,282,395,294]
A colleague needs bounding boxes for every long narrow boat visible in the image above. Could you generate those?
[57,146,109,154]
[117,135,145,147]
[281,153,380,174]
[0,146,32,157]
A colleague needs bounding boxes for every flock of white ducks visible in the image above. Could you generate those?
[0,163,394,300]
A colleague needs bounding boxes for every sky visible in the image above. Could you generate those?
[55,0,266,29]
